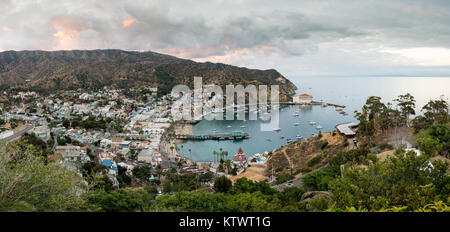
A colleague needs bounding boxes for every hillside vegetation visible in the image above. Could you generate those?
[0,50,296,99]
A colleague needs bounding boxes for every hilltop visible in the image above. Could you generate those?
[0,50,296,99]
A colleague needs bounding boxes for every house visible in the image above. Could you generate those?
[233,147,247,166]
[55,145,89,163]
[100,139,112,148]
[293,94,313,104]
[118,141,131,150]
[137,149,154,163]
[335,122,359,138]
[32,126,50,141]
[100,159,118,175]
[0,130,13,139]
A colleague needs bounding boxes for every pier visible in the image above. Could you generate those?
[277,101,346,108]
[175,131,249,141]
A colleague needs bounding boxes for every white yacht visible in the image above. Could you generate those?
[316,125,323,130]
[309,120,316,125]
[294,122,300,126]
[273,128,281,131]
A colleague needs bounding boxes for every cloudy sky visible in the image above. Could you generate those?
[1,0,450,77]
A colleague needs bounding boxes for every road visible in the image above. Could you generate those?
[1,124,34,142]
[273,164,329,192]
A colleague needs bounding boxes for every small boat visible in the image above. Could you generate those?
[309,121,316,125]
[227,125,232,128]
[240,125,246,128]
[316,125,323,130]
[280,136,285,139]
[336,108,342,112]
[266,138,272,142]
[273,128,281,132]
[296,135,303,140]
[294,122,300,126]
[287,139,293,143]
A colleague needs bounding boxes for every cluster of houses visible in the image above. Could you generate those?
[0,85,273,189]
[0,87,181,186]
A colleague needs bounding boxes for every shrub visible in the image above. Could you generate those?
[307,155,322,167]
[321,141,329,150]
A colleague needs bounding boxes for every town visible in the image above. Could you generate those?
[0,86,273,193]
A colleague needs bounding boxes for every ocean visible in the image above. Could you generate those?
[177,76,450,162]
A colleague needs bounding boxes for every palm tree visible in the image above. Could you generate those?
[155,165,163,183]
[213,151,218,163]
[225,159,232,174]
[188,149,192,164]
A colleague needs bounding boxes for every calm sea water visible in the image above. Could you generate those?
[178,77,450,162]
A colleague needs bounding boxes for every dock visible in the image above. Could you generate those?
[277,101,345,108]
[175,131,249,141]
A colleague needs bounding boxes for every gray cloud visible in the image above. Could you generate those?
[0,0,450,77]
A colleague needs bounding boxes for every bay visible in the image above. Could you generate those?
[177,76,450,162]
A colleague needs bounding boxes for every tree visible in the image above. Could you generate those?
[213,176,232,193]
[329,150,449,211]
[0,141,89,211]
[9,119,18,129]
[422,98,449,125]
[394,93,416,126]
[132,165,152,181]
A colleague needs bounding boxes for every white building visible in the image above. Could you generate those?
[293,94,313,104]
[0,130,14,139]
[55,145,89,163]
[32,126,50,141]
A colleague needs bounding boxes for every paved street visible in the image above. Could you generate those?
[2,124,34,142]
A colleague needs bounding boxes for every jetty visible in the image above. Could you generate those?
[276,101,345,108]
[174,131,249,141]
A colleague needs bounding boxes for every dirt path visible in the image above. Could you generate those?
[230,164,267,184]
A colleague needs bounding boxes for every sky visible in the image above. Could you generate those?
[1,0,450,78]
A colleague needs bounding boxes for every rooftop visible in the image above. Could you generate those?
[336,122,359,136]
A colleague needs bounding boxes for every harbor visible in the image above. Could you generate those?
[174,131,249,141]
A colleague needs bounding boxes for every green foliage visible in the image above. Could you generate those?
[85,187,157,212]
[275,173,294,185]
[329,150,450,211]
[0,141,89,211]
[321,141,329,150]
[233,178,276,195]
[416,124,450,157]
[213,176,232,193]
[307,155,322,167]
[163,173,201,193]
[132,165,152,181]
[275,167,283,172]
[302,166,339,191]
[422,99,449,125]
[9,119,18,129]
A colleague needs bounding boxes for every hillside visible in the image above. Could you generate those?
[267,132,348,177]
[0,50,297,99]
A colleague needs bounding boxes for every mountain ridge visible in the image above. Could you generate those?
[0,49,297,99]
